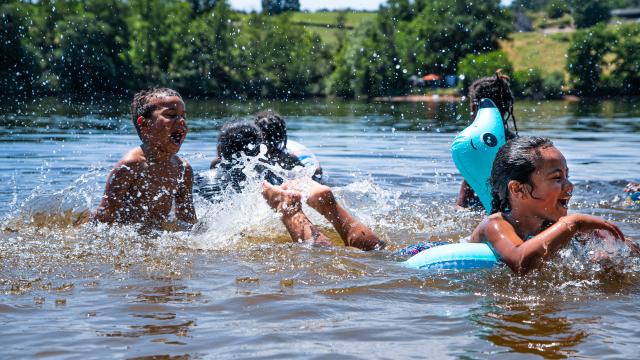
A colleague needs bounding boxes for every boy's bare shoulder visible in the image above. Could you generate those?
[113,147,147,172]
[173,154,193,171]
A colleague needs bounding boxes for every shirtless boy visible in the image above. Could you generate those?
[94,88,197,229]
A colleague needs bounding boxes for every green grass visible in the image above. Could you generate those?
[288,11,376,28]
[287,11,376,46]
[500,31,571,75]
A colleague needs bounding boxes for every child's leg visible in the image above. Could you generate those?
[262,182,332,247]
[305,181,384,251]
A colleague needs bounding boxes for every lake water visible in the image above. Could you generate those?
[1,97,639,359]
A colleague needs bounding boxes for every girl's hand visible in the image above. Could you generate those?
[562,214,625,240]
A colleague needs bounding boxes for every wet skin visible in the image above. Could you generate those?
[94,95,196,229]
[470,146,625,275]
[262,180,383,251]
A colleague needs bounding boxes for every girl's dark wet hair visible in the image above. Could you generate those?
[490,136,554,214]
[217,121,262,161]
[254,110,287,152]
[131,87,182,137]
[469,70,518,139]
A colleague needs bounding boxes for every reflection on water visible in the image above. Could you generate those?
[0,98,639,358]
[473,300,592,359]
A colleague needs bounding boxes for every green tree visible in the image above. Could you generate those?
[511,0,549,11]
[55,14,123,93]
[127,0,192,86]
[566,24,614,94]
[238,14,330,98]
[571,0,612,29]
[610,23,640,95]
[327,10,406,98]
[261,0,300,15]
[0,3,41,95]
[457,51,514,91]
[546,0,569,19]
[398,0,513,76]
[169,0,241,96]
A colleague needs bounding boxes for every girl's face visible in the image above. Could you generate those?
[520,146,574,222]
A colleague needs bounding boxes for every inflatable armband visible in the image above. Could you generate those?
[452,99,506,212]
[403,243,499,270]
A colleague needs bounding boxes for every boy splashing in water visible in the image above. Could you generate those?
[94,88,197,230]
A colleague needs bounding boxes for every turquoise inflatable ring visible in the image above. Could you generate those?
[403,243,500,270]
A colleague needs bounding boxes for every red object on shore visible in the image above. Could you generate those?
[421,74,442,81]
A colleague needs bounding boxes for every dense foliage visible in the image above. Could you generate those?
[3,0,639,99]
[567,22,640,96]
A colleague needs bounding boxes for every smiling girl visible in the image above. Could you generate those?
[470,136,627,274]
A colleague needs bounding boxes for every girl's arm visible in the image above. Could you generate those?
[455,180,474,208]
[481,214,625,275]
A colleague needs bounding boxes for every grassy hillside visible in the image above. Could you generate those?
[289,11,375,27]
[288,11,376,46]
[500,32,571,75]
[287,11,571,76]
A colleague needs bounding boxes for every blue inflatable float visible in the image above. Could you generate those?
[403,243,499,270]
[403,99,506,271]
[451,98,506,213]
[287,140,320,171]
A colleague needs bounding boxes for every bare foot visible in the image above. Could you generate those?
[306,181,336,213]
[262,181,302,216]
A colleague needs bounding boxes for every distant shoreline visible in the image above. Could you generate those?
[374,94,582,103]
[373,94,462,103]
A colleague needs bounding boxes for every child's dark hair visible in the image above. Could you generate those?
[254,110,287,152]
[469,70,518,139]
[131,87,182,137]
[217,121,262,161]
[490,136,554,214]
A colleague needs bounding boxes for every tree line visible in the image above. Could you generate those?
[3,0,640,99]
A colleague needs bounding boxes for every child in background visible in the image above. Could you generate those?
[456,70,518,210]
[195,121,264,201]
[94,88,197,230]
[469,136,629,275]
[254,110,304,171]
[624,182,640,204]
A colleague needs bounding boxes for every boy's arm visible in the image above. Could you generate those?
[176,160,197,224]
[94,164,135,223]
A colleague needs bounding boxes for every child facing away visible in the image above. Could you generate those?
[469,136,631,274]
[456,70,519,210]
[93,88,197,230]
[209,110,323,180]
[195,120,265,202]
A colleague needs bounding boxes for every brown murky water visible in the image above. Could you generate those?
[1,98,639,358]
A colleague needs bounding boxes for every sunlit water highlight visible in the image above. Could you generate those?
[1,98,639,358]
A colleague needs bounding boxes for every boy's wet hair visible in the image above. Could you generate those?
[131,88,182,137]
[469,70,518,139]
[489,136,554,214]
[217,121,263,161]
[254,110,287,152]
